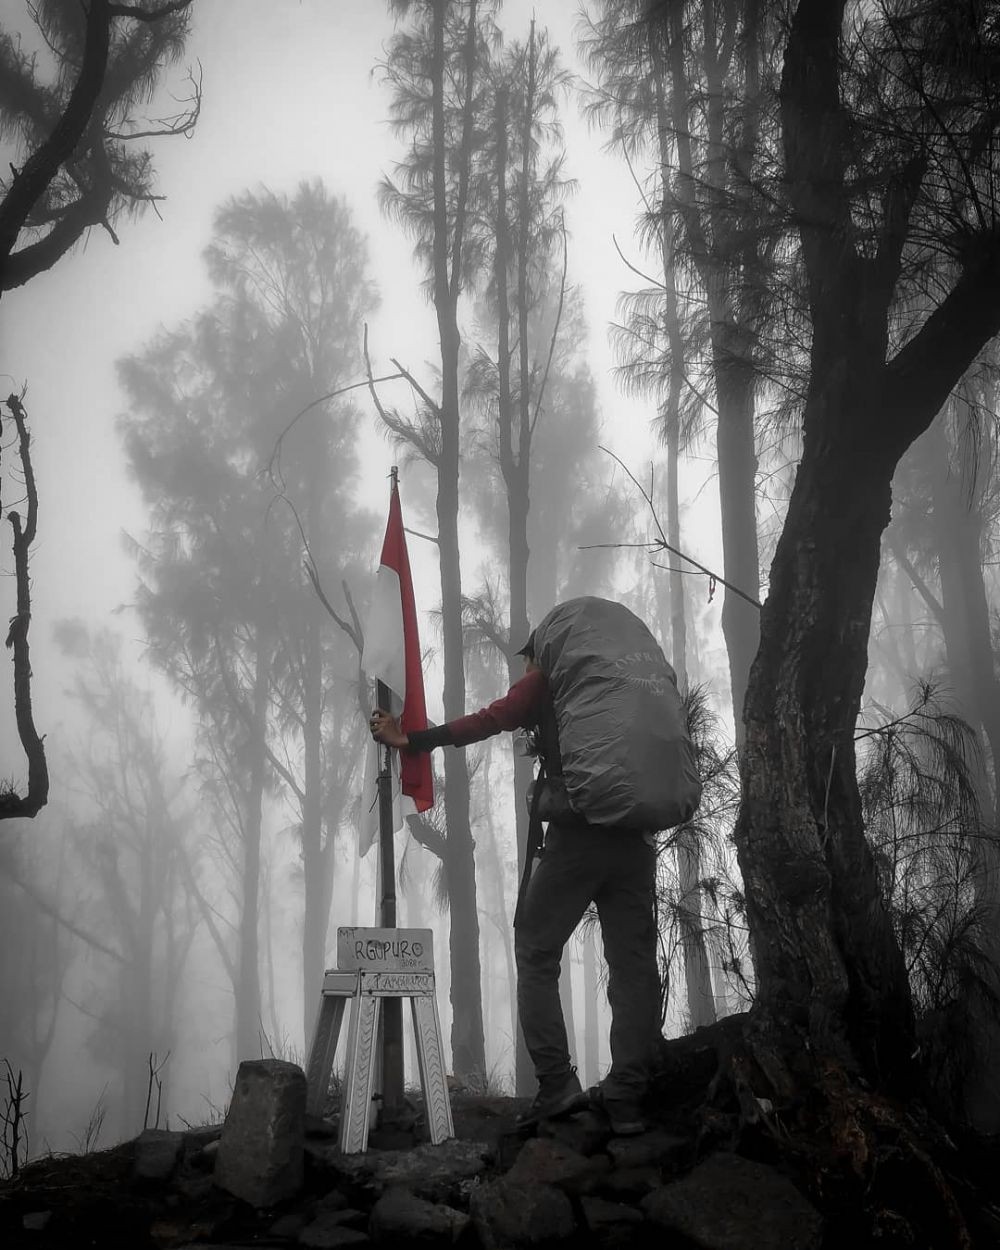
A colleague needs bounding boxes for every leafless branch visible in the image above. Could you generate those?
[1,393,48,819]
[363,324,438,462]
[612,232,667,293]
[265,370,403,483]
[530,210,569,437]
[592,445,762,609]
[105,62,202,141]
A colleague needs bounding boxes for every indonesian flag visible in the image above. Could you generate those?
[359,482,434,854]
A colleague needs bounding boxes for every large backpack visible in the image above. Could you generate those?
[532,596,701,831]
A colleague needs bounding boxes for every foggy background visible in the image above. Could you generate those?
[4,0,988,1159]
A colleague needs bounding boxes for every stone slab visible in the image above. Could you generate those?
[214,1059,306,1208]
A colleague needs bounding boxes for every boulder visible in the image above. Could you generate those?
[298,1209,371,1246]
[369,1185,470,1245]
[539,1109,610,1157]
[580,1195,645,1248]
[605,1128,688,1173]
[593,1165,661,1202]
[133,1128,184,1182]
[469,1177,576,1249]
[641,1151,824,1250]
[505,1136,610,1195]
[214,1058,306,1207]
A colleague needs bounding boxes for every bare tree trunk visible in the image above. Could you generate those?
[736,411,916,1082]
[662,4,761,734]
[653,71,716,1031]
[301,609,325,1047]
[493,77,535,1093]
[235,631,270,1062]
[430,0,486,1079]
[482,748,520,1079]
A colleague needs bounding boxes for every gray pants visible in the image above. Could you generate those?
[514,823,660,1100]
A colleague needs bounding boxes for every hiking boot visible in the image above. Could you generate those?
[588,1085,646,1136]
[515,1069,587,1129]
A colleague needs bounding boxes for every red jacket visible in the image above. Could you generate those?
[407,668,547,751]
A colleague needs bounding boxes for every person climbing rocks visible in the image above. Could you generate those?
[370,596,701,1136]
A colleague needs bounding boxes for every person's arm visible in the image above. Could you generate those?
[370,667,546,752]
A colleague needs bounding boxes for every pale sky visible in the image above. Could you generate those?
[0,2,734,1131]
[1,0,728,791]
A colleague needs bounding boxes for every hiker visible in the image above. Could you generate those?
[370,596,700,1136]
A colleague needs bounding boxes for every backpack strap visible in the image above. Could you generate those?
[513,759,546,928]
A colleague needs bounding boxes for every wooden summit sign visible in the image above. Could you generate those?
[336,926,434,974]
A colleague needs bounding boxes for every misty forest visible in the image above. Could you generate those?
[4,0,1000,1246]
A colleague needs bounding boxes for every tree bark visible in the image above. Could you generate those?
[235,629,270,1062]
[653,62,716,1030]
[430,0,485,1078]
[732,0,1000,1091]
[301,608,325,1047]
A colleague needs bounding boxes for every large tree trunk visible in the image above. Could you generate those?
[734,0,1000,1093]
[735,408,915,1084]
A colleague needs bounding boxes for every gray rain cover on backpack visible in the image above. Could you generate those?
[533,596,701,830]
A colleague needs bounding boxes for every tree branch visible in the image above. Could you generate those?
[0,0,112,269]
[1,394,48,820]
[884,255,1000,449]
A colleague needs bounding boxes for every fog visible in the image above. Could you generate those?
[2,0,999,1164]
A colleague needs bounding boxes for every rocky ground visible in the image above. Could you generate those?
[3,1021,1000,1248]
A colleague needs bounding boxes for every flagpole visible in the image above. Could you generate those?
[377,467,405,1123]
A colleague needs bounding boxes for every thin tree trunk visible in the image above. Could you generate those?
[663,2,761,736]
[235,630,270,1062]
[301,609,325,1047]
[430,0,485,1079]
[654,66,716,1031]
[493,77,534,1094]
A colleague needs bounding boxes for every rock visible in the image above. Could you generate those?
[269,1210,311,1237]
[539,1109,610,1156]
[595,1165,661,1201]
[174,1170,215,1202]
[318,1137,492,1204]
[641,1151,824,1250]
[22,1211,52,1231]
[369,1185,470,1246]
[580,1195,645,1248]
[505,1136,610,1194]
[214,1058,307,1207]
[133,1128,184,1181]
[469,1177,576,1250]
[182,1123,224,1153]
[605,1129,688,1173]
[297,1209,372,1246]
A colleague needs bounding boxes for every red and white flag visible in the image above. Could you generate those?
[360,482,433,853]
